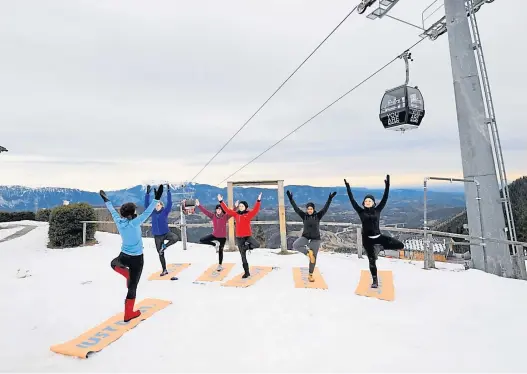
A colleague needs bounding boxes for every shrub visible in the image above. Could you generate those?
[35,208,52,222]
[0,211,36,223]
[48,203,97,248]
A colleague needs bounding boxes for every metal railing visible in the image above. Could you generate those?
[81,220,527,248]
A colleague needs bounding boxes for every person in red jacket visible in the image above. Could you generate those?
[195,199,233,271]
[218,192,262,278]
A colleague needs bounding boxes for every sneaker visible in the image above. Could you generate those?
[308,273,315,282]
[161,243,167,250]
[371,276,378,288]
[160,269,169,277]
[216,264,223,271]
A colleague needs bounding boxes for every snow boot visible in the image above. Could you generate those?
[242,263,251,278]
[124,298,141,322]
[371,275,378,288]
[160,269,169,277]
[307,249,316,264]
[308,273,315,282]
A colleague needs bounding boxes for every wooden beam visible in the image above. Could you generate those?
[277,180,287,253]
[227,181,236,251]
[230,180,280,187]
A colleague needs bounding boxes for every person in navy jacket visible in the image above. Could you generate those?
[144,184,180,276]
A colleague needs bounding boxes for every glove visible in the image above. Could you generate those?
[146,185,151,194]
[99,190,109,203]
[154,184,164,200]
[286,190,292,199]
[385,175,390,185]
[329,191,337,199]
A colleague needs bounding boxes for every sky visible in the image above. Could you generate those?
[0,0,525,192]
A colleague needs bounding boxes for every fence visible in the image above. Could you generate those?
[81,219,527,269]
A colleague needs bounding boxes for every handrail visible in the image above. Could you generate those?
[80,220,527,248]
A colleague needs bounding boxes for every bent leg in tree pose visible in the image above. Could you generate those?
[102,184,164,322]
[218,193,262,278]
[196,200,232,271]
[287,190,336,281]
[344,175,403,288]
[145,184,181,276]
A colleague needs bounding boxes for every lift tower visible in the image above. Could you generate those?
[443,0,524,278]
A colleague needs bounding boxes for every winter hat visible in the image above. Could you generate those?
[120,202,137,219]
[215,204,225,213]
[306,202,315,210]
[238,201,249,209]
[363,194,376,206]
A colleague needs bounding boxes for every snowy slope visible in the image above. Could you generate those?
[0,224,526,372]
[0,226,23,240]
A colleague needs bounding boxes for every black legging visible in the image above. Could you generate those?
[236,236,260,269]
[199,234,227,264]
[111,252,144,299]
[363,234,403,278]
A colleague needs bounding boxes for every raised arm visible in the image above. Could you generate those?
[317,192,336,219]
[376,175,390,211]
[165,186,173,213]
[197,204,214,219]
[344,179,363,213]
[286,191,305,219]
[134,198,159,225]
[144,185,151,209]
[134,184,164,225]
[245,199,260,220]
[105,201,121,223]
[100,190,121,223]
[219,197,238,217]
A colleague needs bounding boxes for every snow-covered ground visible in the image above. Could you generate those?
[1,223,526,372]
[0,226,23,240]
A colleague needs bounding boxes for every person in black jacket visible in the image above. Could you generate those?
[344,175,403,288]
[287,190,336,282]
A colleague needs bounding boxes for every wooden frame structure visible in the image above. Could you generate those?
[226,179,287,253]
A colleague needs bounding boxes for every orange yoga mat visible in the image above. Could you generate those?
[148,263,191,280]
[355,270,395,301]
[292,267,328,289]
[221,266,273,288]
[195,263,235,282]
[50,298,172,359]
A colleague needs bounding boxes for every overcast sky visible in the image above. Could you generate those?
[1,0,525,191]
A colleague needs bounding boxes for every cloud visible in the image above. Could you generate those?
[0,0,525,191]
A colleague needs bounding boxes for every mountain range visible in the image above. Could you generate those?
[0,183,466,212]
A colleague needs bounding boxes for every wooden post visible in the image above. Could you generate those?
[356,227,363,258]
[277,180,287,253]
[180,204,187,250]
[227,181,236,252]
[82,222,87,245]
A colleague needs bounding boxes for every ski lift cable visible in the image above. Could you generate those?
[189,5,359,183]
[216,36,427,186]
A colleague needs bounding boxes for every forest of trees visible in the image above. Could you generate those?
[437,176,527,242]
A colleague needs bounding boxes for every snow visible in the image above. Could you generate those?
[0,226,23,240]
[1,224,526,372]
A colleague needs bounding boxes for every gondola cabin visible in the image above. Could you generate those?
[182,199,196,215]
[379,84,425,132]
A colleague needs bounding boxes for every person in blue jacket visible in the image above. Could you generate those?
[100,185,164,322]
[145,184,180,276]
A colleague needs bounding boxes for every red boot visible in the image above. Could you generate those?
[113,266,129,286]
[124,298,141,322]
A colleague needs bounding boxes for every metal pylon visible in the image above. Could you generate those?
[466,0,519,256]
